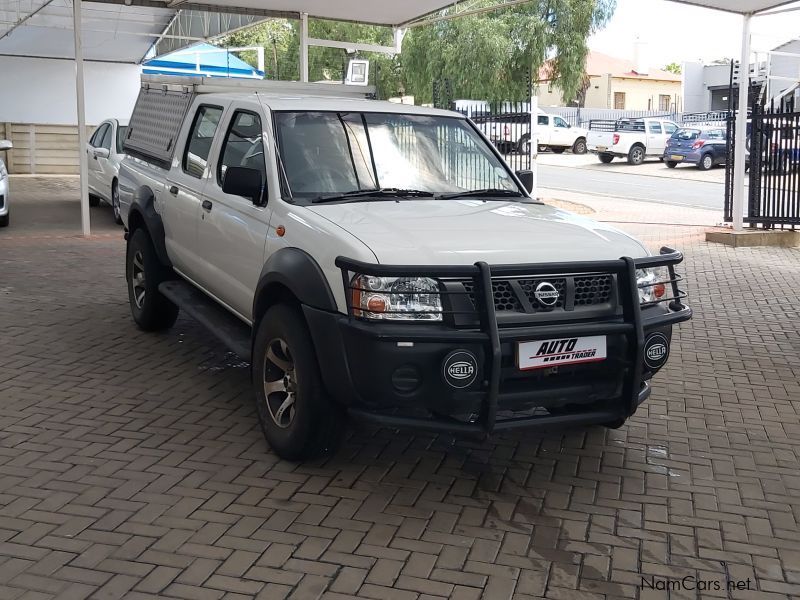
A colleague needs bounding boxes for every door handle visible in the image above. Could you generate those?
[169,185,179,195]
[202,199,213,211]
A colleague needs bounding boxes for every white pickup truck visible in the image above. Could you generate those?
[118,76,691,460]
[474,111,588,155]
[587,118,678,165]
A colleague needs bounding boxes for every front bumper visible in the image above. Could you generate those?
[0,176,8,216]
[306,249,691,435]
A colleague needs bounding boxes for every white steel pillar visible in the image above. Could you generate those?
[299,12,309,82]
[73,0,90,237]
[732,13,752,232]
[530,94,538,199]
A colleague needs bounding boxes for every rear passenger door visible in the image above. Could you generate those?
[194,105,272,321]
[164,103,225,282]
[646,121,665,155]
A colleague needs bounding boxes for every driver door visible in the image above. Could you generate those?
[194,105,273,321]
[86,123,109,196]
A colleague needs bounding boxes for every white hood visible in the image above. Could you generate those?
[308,200,648,266]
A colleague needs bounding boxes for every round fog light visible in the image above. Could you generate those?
[644,333,670,370]
[392,365,421,394]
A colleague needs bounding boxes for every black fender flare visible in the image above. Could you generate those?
[127,187,171,267]
[253,248,338,322]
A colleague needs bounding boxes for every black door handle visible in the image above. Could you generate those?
[169,185,179,195]
[202,199,213,211]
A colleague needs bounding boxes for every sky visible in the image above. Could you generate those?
[589,0,800,68]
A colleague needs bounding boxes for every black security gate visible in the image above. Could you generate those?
[725,102,800,228]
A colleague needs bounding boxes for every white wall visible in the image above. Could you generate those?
[0,56,141,126]
[682,61,708,113]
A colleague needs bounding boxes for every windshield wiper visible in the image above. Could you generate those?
[437,188,526,200]
[312,188,434,204]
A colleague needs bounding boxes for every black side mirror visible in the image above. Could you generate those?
[516,170,534,193]
[222,166,263,204]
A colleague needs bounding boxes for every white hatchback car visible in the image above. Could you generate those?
[86,119,128,224]
[0,139,11,228]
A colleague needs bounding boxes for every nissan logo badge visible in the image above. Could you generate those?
[534,281,559,308]
[644,333,670,370]
[442,350,478,389]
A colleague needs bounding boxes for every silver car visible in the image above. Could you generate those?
[0,139,10,228]
[86,119,128,224]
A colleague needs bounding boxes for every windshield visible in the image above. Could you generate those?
[273,111,521,200]
[117,126,128,154]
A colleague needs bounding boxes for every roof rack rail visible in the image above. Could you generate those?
[139,74,376,99]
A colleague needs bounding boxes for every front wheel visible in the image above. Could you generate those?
[666,161,678,169]
[126,228,179,331]
[0,214,8,227]
[252,304,343,461]
[89,194,100,207]
[627,145,645,165]
[599,153,614,164]
[572,138,587,154]
[112,182,123,225]
[516,134,531,155]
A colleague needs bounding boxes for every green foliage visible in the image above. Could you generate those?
[220,0,616,103]
[664,62,682,74]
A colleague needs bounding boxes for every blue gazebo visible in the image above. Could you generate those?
[143,42,264,79]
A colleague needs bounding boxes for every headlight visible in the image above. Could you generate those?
[351,275,443,321]
[636,268,668,304]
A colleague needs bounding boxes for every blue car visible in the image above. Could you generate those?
[664,127,728,171]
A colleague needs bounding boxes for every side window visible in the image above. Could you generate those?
[664,122,678,135]
[183,105,223,178]
[90,124,108,147]
[554,117,569,128]
[648,122,663,134]
[218,110,267,203]
[537,115,549,126]
[100,125,113,151]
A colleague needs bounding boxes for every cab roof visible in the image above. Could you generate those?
[206,92,463,118]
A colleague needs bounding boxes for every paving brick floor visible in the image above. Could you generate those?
[1,179,799,600]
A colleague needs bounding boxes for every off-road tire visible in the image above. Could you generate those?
[572,138,587,154]
[126,228,179,331]
[627,145,645,166]
[599,153,614,164]
[252,304,343,461]
[603,418,627,429]
[666,161,678,169]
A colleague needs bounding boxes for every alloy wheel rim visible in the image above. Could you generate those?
[704,156,712,169]
[263,338,297,429]
[132,251,146,309]
[113,187,120,219]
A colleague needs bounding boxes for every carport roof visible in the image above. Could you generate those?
[668,0,800,13]
[0,0,463,64]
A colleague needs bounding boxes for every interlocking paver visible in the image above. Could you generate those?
[1,177,800,600]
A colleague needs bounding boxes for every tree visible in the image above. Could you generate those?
[402,0,617,103]
[664,62,682,75]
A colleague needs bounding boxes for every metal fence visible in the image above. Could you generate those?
[726,103,800,228]
[469,102,533,174]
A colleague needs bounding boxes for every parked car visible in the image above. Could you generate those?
[118,77,691,460]
[535,113,588,154]
[87,118,128,224]
[474,111,587,155]
[664,126,727,170]
[588,118,679,165]
[0,139,10,227]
